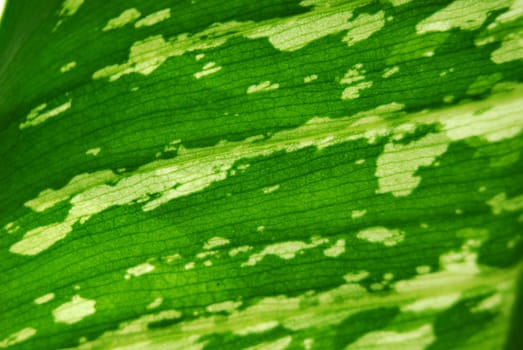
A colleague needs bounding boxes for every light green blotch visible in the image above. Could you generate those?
[491,27,523,64]
[53,295,96,324]
[262,184,280,194]
[103,8,141,31]
[147,297,163,310]
[416,0,512,34]
[439,239,483,275]
[489,150,520,168]
[247,81,279,94]
[467,73,503,95]
[34,292,55,305]
[357,226,404,246]
[388,0,413,6]
[304,74,318,83]
[9,222,73,255]
[244,336,292,350]
[340,64,373,100]
[242,236,328,266]
[345,324,435,350]
[206,300,242,313]
[342,82,373,99]
[234,321,280,335]
[0,328,37,348]
[86,147,101,156]
[351,209,367,218]
[376,133,449,197]
[24,170,116,212]
[203,236,230,250]
[59,0,84,17]
[487,192,523,214]
[125,262,155,279]
[60,61,76,73]
[343,270,369,282]
[135,8,171,28]
[323,239,345,257]
[19,99,72,129]
[383,66,399,78]
[401,293,461,313]
[229,245,252,257]
[194,62,222,79]
[342,11,385,46]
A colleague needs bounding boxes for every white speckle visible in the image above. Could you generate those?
[351,209,367,218]
[52,295,96,324]
[204,236,230,250]
[60,61,77,73]
[402,293,461,312]
[247,81,280,94]
[416,265,431,274]
[125,262,155,279]
[262,184,280,194]
[20,99,72,129]
[135,8,170,28]
[235,321,280,335]
[357,226,404,246]
[184,262,195,270]
[343,270,369,283]
[323,239,345,257]
[206,300,242,313]
[242,236,328,266]
[35,293,55,305]
[382,66,399,78]
[0,328,37,348]
[304,74,318,83]
[194,61,222,79]
[86,147,101,156]
[103,8,141,31]
[229,245,252,257]
[147,297,163,310]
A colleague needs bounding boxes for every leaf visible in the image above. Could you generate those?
[1,0,523,349]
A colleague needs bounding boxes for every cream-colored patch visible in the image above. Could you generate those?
[402,293,461,312]
[247,81,280,94]
[304,74,318,83]
[53,295,96,324]
[206,300,242,313]
[147,297,163,310]
[185,262,195,270]
[194,62,222,79]
[491,28,523,64]
[340,64,373,100]
[135,8,171,28]
[234,321,280,335]
[487,192,523,215]
[342,11,385,46]
[34,292,55,305]
[103,8,141,31]
[376,133,448,196]
[86,147,101,156]
[20,99,72,129]
[357,226,404,246]
[262,184,280,194]
[229,245,253,257]
[125,262,155,279]
[204,237,230,250]
[343,270,369,282]
[323,239,345,257]
[382,66,399,78]
[242,236,328,266]
[351,209,367,218]
[388,0,413,6]
[244,336,292,350]
[416,0,511,34]
[60,61,76,73]
[345,324,435,350]
[0,328,37,348]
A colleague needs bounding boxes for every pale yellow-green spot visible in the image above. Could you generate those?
[471,293,502,313]
[206,300,242,313]
[53,295,96,324]
[491,27,523,64]
[85,147,101,156]
[194,62,222,79]
[351,209,367,218]
[323,239,345,257]
[487,192,523,214]
[382,66,399,78]
[244,336,292,350]
[242,236,328,266]
[247,81,280,94]
[467,73,503,95]
[147,297,163,310]
[125,262,155,279]
[19,99,72,129]
[401,293,461,312]
[416,0,511,34]
[34,292,55,305]
[0,328,37,348]
[304,74,318,83]
[345,324,435,350]
[195,53,205,61]
[3,222,19,234]
[203,236,230,250]
[196,250,217,259]
[60,61,76,73]
[342,11,385,46]
[340,64,373,100]
[376,133,449,197]
[416,265,431,274]
[356,227,404,246]
[59,0,84,17]
[262,184,280,194]
[343,270,369,282]
[135,8,171,28]
[229,245,252,257]
[9,222,73,255]
[234,321,280,335]
[303,338,314,350]
[103,8,141,31]
[388,0,413,6]
[185,262,195,270]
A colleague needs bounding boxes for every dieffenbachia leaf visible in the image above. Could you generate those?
[1,0,522,349]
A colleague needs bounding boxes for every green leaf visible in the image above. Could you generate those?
[1,0,522,349]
